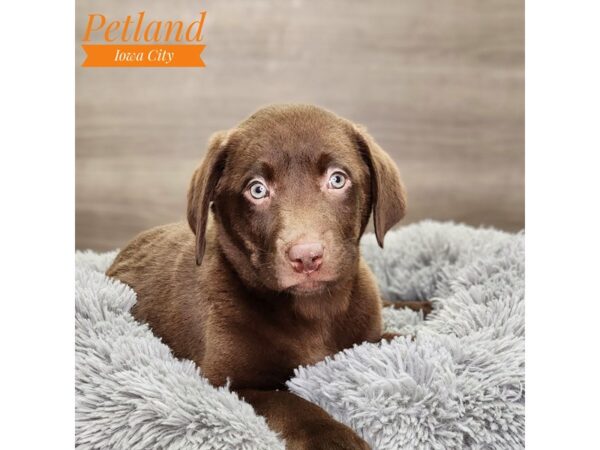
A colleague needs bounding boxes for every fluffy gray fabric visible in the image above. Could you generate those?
[75,251,285,450]
[289,222,525,449]
[75,221,524,449]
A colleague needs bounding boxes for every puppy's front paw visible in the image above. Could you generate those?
[381,332,415,342]
[289,427,370,450]
[304,430,371,450]
[382,299,434,317]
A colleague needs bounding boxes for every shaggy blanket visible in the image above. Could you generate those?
[75,221,524,449]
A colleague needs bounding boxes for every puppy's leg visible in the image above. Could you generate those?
[380,332,418,343]
[380,300,433,343]
[237,389,370,450]
[382,299,433,317]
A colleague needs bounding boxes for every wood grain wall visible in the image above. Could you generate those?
[76,0,524,251]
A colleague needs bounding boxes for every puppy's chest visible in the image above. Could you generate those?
[258,319,335,366]
[224,316,337,386]
[283,325,335,366]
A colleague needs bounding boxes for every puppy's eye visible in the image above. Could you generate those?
[249,181,269,199]
[328,172,347,189]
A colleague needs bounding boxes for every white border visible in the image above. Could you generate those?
[526,0,600,447]
[0,1,74,448]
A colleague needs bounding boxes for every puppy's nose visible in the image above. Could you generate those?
[288,242,324,274]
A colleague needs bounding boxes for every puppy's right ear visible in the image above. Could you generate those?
[187,131,229,265]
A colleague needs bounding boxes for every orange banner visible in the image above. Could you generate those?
[82,44,205,67]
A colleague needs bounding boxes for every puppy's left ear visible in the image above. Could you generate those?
[352,124,407,248]
[187,130,230,265]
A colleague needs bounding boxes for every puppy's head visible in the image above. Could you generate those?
[188,104,406,296]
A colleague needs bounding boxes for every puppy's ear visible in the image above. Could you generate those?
[187,131,229,265]
[353,124,407,248]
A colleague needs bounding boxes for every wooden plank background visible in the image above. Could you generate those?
[76,0,524,251]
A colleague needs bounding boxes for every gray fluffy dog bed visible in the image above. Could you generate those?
[75,221,524,449]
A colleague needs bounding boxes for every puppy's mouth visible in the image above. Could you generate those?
[281,274,336,296]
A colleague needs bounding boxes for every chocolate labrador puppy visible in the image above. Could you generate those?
[107,104,430,449]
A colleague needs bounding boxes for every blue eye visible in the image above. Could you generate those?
[249,181,268,199]
[328,172,347,189]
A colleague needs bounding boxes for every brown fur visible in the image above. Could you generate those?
[107,104,427,449]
